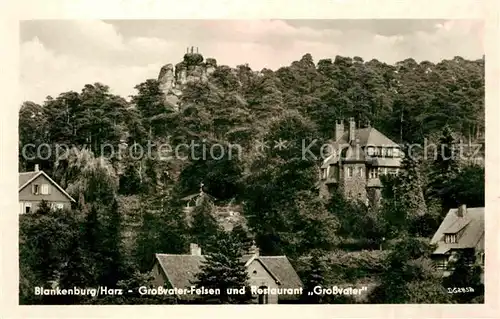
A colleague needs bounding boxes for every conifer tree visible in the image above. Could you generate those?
[230,223,253,254]
[300,251,326,304]
[190,196,222,252]
[99,198,125,287]
[428,125,461,211]
[398,148,428,219]
[134,209,160,272]
[191,231,253,304]
[382,147,428,238]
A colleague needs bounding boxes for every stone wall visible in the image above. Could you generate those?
[341,163,367,202]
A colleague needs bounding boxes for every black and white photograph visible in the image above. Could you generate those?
[13,16,488,308]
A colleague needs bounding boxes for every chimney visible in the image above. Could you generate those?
[335,120,344,141]
[34,164,39,172]
[250,243,259,257]
[348,117,356,142]
[190,243,202,256]
[457,204,467,217]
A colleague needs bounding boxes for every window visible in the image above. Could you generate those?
[387,148,393,157]
[369,168,378,179]
[393,148,399,157]
[41,184,49,195]
[436,258,449,269]
[346,167,353,178]
[56,203,64,210]
[383,168,388,175]
[367,147,375,156]
[445,234,457,244]
[33,184,40,195]
[357,167,364,177]
[24,202,32,214]
[382,148,387,156]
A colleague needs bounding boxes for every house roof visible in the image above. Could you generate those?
[155,253,303,301]
[334,127,399,148]
[18,170,76,202]
[19,172,39,188]
[322,127,400,167]
[367,157,402,167]
[430,207,484,255]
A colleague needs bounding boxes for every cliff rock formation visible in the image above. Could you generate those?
[157,47,217,111]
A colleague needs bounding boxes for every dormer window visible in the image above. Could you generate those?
[367,147,375,156]
[444,234,457,244]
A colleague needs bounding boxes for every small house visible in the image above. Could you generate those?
[430,205,484,281]
[19,164,75,214]
[151,244,303,304]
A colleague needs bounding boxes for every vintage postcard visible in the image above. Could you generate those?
[1,0,498,318]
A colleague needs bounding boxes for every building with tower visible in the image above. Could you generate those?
[318,118,402,205]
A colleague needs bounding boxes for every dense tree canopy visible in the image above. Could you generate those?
[18,53,484,304]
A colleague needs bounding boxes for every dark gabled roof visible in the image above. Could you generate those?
[340,145,366,162]
[322,127,400,167]
[155,253,303,301]
[444,218,471,234]
[430,207,484,254]
[19,172,39,188]
[335,127,399,148]
[256,256,303,296]
[367,157,402,167]
[19,170,76,202]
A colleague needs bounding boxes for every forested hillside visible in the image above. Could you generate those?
[19,53,485,304]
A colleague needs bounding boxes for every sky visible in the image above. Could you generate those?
[20,19,484,104]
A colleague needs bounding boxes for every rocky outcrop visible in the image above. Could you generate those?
[157,48,217,111]
[158,63,175,92]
